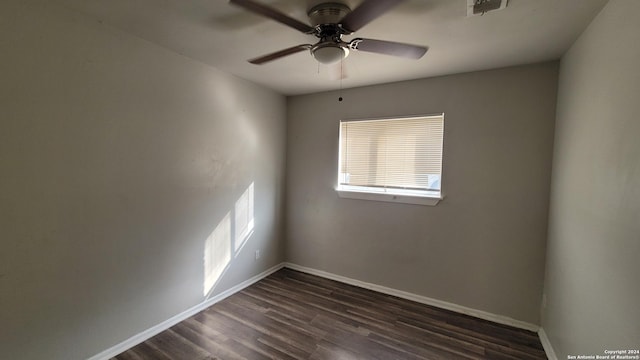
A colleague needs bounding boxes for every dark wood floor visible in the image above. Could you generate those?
[113,268,547,360]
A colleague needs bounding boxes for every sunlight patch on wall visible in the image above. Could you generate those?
[235,182,254,254]
[203,213,231,296]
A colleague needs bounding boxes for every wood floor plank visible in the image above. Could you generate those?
[213,301,319,353]
[195,311,275,360]
[112,268,548,359]
[115,340,177,360]
[146,329,212,360]
[171,321,243,360]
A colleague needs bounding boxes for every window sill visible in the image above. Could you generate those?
[336,188,442,206]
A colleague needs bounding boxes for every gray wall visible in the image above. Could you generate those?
[542,0,640,356]
[0,1,286,359]
[286,62,558,325]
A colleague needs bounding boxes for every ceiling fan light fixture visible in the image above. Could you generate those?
[230,0,428,66]
[311,44,348,65]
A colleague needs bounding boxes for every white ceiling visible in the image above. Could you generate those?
[58,0,608,95]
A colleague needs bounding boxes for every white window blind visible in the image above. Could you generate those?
[338,114,444,196]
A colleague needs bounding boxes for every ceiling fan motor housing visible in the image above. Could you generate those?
[307,3,352,64]
[308,2,351,27]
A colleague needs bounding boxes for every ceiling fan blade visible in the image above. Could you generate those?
[340,0,405,33]
[229,0,314,33]
[349,38,427,59]
[248,44,312,64]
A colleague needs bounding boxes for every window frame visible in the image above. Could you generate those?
[336,114,444,206]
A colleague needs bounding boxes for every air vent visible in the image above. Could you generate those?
[467,0,508,17]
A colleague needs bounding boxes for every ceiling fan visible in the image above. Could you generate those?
[229,0,428,65]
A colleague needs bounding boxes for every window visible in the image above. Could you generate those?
[337,114,444,206]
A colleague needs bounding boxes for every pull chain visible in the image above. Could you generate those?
[338,58,343,102]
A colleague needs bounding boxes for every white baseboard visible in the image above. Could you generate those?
[283,262,540,333]
[88,263,285,360]
[538,327,558,360]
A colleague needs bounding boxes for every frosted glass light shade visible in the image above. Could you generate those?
[312,45,348,64]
